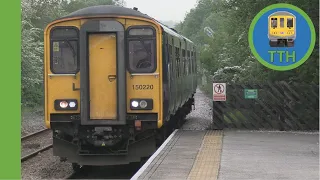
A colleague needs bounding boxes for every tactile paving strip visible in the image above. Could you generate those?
[187,130,223,180]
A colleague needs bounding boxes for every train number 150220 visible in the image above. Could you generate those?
[132,84,154,90]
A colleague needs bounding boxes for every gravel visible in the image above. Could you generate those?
[21,107,45,137]
[21,108,72,180]
[182,88,213,130]
[21,149,73,180]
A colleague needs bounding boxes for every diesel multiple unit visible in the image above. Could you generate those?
[44,5,198,171]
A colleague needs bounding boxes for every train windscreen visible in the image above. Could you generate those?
[287,18,293,28]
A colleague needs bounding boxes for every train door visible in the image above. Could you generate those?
[88,33,117,120]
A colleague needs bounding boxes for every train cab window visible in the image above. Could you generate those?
[128,40,155,72]
[287,18,293,28]
[50,27,79,74]
[280,18,284,28]
[127,26,156,73]
[271,18,277,28]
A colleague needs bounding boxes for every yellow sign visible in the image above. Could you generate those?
[53,42,59,52]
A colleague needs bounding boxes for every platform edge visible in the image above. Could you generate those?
[130,129,179,180]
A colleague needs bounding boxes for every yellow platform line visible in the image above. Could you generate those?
[187,130,223,180]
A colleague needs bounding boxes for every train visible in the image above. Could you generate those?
[268,11,296,47]
[43,5,198,171]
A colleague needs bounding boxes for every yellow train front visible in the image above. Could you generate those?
[44,5,197,170]
[268,11,296,47]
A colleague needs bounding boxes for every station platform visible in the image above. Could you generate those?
[131,129,319,180]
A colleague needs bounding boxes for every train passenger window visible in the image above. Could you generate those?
[187,51,190,75]
[189,51,193,74]
[194,52,197,73]
[287,18,293,28]
[50,27,79,74]
[193,51,196,73]
[182,50,186,75]
[169,45,172,62]
[175,47,180,77]
[280,18,284,28]
[271,18,277,28]
[128,40,155,72]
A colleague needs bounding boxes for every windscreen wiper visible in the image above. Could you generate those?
[65,40,76,63]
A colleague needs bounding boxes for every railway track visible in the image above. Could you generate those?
[21,129,53,162]
[21,144,53,162]
[21,129,49,140]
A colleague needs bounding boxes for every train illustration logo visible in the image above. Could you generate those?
[268,11,296,47]
[249,3,316,71]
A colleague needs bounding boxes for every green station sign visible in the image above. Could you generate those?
[244,89,258,99]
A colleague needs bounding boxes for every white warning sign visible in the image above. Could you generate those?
[213,83,226,101]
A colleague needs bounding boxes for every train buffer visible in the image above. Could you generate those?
[131,129,319,180]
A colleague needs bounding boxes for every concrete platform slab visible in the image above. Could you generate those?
[131,130,319,180]
[218,131,319,180]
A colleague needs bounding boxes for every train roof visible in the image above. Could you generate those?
[162,26,194,44]
[150,19,194,45]
[153,19,193,43]
[56,5,153,20]
[53,5,194,45]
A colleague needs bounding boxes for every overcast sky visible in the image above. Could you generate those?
[125,0,199,22]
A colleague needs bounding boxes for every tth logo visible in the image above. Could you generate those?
[248,3,315,71]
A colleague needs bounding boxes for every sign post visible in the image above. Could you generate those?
[213,83,226,101]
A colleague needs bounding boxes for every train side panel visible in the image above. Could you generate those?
[160,29,197,123]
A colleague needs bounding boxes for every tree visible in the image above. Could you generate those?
[176,0,319,87]
[61,0,115,14]
[21,0,44,106]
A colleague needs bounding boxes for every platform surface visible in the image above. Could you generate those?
[131,130,319,180]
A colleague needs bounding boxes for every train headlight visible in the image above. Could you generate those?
[130,99,153,110]
[54,99,78,110]
[140,100,148,108]
[131,101,139,108]
[69,101,76,108]
[60,101,68,108]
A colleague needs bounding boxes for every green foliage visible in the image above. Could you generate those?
[60,0,116,15]
[176,0,319,87]
[21,0,44,107]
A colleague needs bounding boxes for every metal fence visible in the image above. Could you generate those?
[211,81,319,131]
